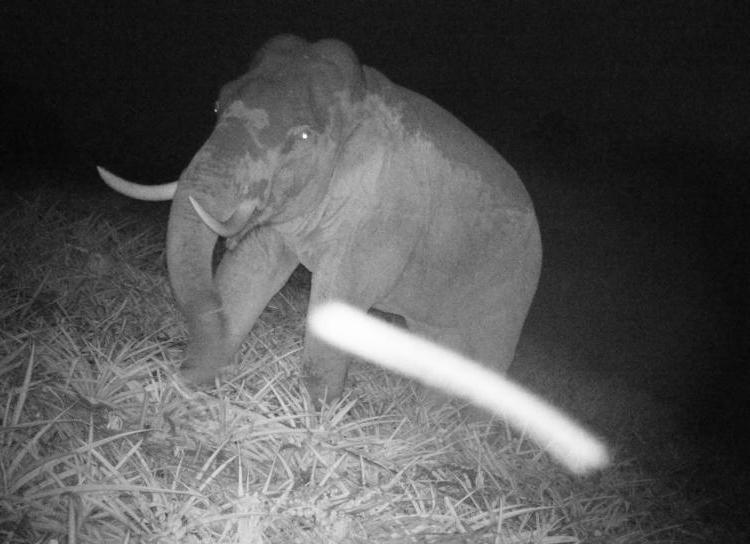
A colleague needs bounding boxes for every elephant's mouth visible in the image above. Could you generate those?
[211,238,227,275]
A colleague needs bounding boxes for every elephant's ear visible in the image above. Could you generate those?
[250,34,309,74]
[310,39,366,102]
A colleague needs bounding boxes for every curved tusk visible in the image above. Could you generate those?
[97,166,177,201]
[189,196,258,238]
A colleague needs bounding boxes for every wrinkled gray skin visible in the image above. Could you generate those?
[99,35,542,404]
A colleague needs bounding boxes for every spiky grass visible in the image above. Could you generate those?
[0,187,716,543]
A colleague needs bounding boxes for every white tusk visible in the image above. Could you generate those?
[189,196,257,237]
[97,166,177,201]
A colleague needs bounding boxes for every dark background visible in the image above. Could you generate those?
[4,1,747,183]
[2,0,748,521]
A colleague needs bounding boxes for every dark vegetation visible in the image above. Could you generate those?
[1,118,747,540]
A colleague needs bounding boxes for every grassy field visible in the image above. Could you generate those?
[0,150,745,542]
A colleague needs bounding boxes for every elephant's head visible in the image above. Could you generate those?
[184,35,367,235]
[99,35,367,381]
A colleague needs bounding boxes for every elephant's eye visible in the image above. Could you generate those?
[292,126,314,142]
[282,126,315,153]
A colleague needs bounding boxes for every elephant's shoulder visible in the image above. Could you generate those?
[362,66,486,148]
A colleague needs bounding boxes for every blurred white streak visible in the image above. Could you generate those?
[309,301,610,474]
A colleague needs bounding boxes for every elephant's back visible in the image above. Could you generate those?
[363,66,533,211]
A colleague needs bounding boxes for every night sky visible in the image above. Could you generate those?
[2,0,749,506]
[4,1,746,183]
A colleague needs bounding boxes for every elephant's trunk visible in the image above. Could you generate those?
[166,189,220,316]
[166,186,237,381]
[165,125,251,315]
[163,128,258,379]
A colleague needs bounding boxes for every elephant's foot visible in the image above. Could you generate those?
[177,337,237,387]
[179,364,222,386]
[302,372,347,408]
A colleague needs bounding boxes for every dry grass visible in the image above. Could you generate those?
[0,186,717,543]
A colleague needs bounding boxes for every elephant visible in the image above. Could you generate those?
[98,35,542,404]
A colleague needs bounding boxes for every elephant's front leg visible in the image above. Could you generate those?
[302,248,409,404]
[301,325,351,405]
[301,264,363,404]
[181,227,299,384]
